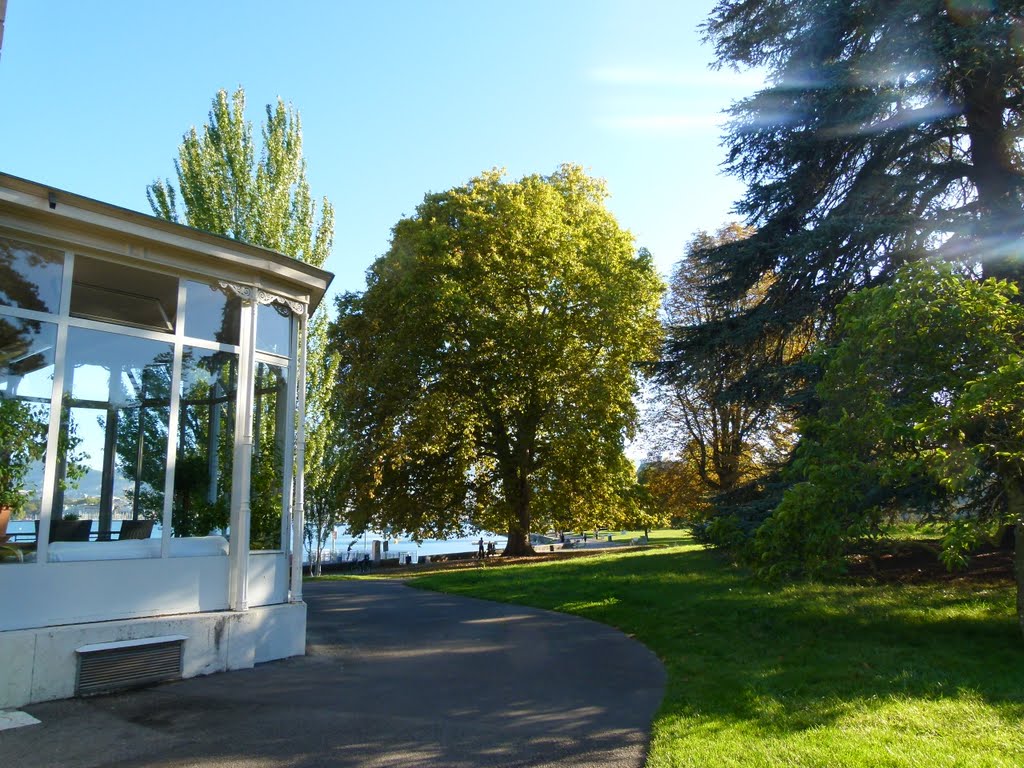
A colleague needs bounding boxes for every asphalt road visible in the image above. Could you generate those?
[1,578,666,767]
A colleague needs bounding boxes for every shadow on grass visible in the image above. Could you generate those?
[413,543,1024,740]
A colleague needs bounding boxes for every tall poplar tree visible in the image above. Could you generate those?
[148,87,338,552]
[147,87,333,266]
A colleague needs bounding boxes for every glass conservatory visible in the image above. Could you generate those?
[0,173,332,708]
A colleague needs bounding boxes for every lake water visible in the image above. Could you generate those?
[6,519,155,540]
[315,526,507,563]
[6,520,505,563]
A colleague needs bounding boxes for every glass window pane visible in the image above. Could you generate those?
[0,236,64,314]
[70,255,178,333]
[251,361,289,550]
[256,302,292,356]
[183,281,241,345]
[56,328,172,554]
[0,317,55,563]
[173,347,237,541]
[0,315,57,400]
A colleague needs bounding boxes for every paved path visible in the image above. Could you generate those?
[1,579,666,767]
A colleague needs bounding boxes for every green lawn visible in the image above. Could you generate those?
[412,535,1024,767]
[611,528,694,547]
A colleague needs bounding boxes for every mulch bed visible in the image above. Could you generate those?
[846,540,1014,585]
[311,539,1016,586]
[402,545,646,574]
[309,543,645,578]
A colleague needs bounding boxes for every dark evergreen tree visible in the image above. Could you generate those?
[667,0,1024,546]
[702,0,1024,305]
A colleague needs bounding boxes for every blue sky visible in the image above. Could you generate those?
[0,1,761,302]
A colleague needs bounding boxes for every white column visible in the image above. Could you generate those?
[228,297,257,611]
[35,252,76,566]
[289,310,308,602]
[280,314,298,553]
[160,280,187,559]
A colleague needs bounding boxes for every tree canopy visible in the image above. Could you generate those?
[654,224,798,524]
[664,1,1024,563]
[757,262,1024,631]
[675,0,1024,407]
[635,459,697,529]
[331,166,663,554]
[714,0,1024,279]
[148,87,333,266]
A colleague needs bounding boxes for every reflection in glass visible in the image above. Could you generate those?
[0,236,64,314]
[0,315,56,400]
[184,281,241,345]
[0,317,55,558]
[256,302,291,356]
[70,255,178,333]
[251,361,288,550]
[174,347,238,538]
[59,328,172,541]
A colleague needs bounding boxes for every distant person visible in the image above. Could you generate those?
[478,538,485,558]
[487,541,496,557]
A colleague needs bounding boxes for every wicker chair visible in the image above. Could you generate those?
[118,520,155,540]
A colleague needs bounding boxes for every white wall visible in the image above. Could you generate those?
[0,551,297,633]
[0,602,306,709]
[0,557,230,632]
[247,551,289,607]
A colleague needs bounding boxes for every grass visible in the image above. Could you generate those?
[876,521,943,542]
[611,528,694,547]
[309,529,689,581]
[411,534,1024,767]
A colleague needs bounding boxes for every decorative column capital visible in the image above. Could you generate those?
[218,281,306,315]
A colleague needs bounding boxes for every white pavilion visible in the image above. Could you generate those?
[0,173,332,708]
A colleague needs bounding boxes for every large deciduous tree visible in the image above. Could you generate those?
[148,87,338,547]
[635,459,693,529]
[331,166,663,555]
[654,224,799,535]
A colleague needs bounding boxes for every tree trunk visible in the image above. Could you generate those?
[504,522,532,556]
[1008,477,1024,640]
[502,471,535,556]
[963,69,1024,287]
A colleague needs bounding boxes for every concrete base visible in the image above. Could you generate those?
[0,602,305,709]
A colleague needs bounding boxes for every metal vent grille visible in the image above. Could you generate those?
[77,639,184,696]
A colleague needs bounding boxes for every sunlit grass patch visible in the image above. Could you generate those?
[413,532,1024,767]
[613,528,693,547]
